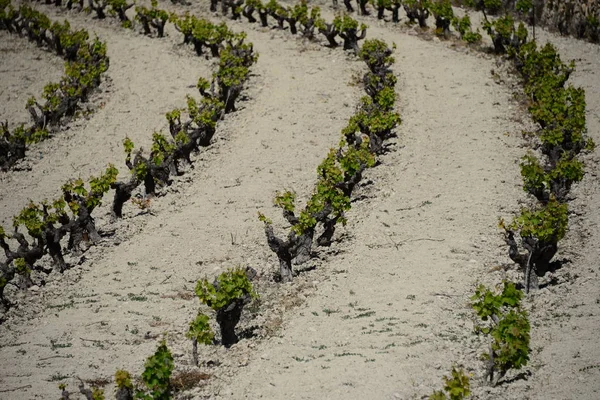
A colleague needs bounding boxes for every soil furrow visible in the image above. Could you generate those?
[210,21,527,400]
[0,18,363,398]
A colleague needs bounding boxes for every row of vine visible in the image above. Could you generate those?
[59,34,401,399]
[0,5,257,319]
[0,0,109,170]
[202,0,370,53]
[429,1,594,397]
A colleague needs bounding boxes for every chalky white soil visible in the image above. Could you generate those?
[0,2,598,399]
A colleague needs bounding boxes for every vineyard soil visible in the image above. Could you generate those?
[0,30,64,131]
[0,2,599,399]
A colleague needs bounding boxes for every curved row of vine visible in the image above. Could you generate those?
[58,36,402,399]
[413,1,595,397]
[0,5,257,319]
[0,0,109,170]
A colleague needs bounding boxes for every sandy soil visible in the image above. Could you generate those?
[0,2,598,399]
[0,7,212,226]
[0,30,64,129]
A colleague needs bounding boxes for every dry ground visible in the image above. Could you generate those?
[0,1,598,399]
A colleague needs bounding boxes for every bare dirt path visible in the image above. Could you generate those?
[0,5,211,227]
[209,19,527,400]
[0,14,363,398]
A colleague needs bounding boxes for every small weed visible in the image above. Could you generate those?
[334,352,363,357]
[50,340,72,350]
[127,293,148,302]
[47,300,75,311]
[48,373,69,382]
[404,339,424,347]
[322,308,340,316]
[362,327,393,335]
[406,294,416,300]
[375,317,400,322]
[354,311,376,319]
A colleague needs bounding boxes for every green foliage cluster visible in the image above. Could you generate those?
[517,42,592,159]
[452,14,482,43]
[0,2,109,170]
[429,0,454,37]
[113,341,174,400]
[483,14,528,54]
[259,39,399,281]
[106,0,133,26]
[289,1,322,38]
[193,267,258,347]
[195,268,258,311]
[315,13,367,53]
[1,165,118,305]
[138,340,174,399]
[135,0,169,37]
[459,0,533,52]
[520,152,584,201]
[505,198,568,246]
[472,282,530,386]
[429,367,471,400]
[214,40,258,113]
[187,313,214,345]
[403,0,430,28]
[60,341,174,399]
